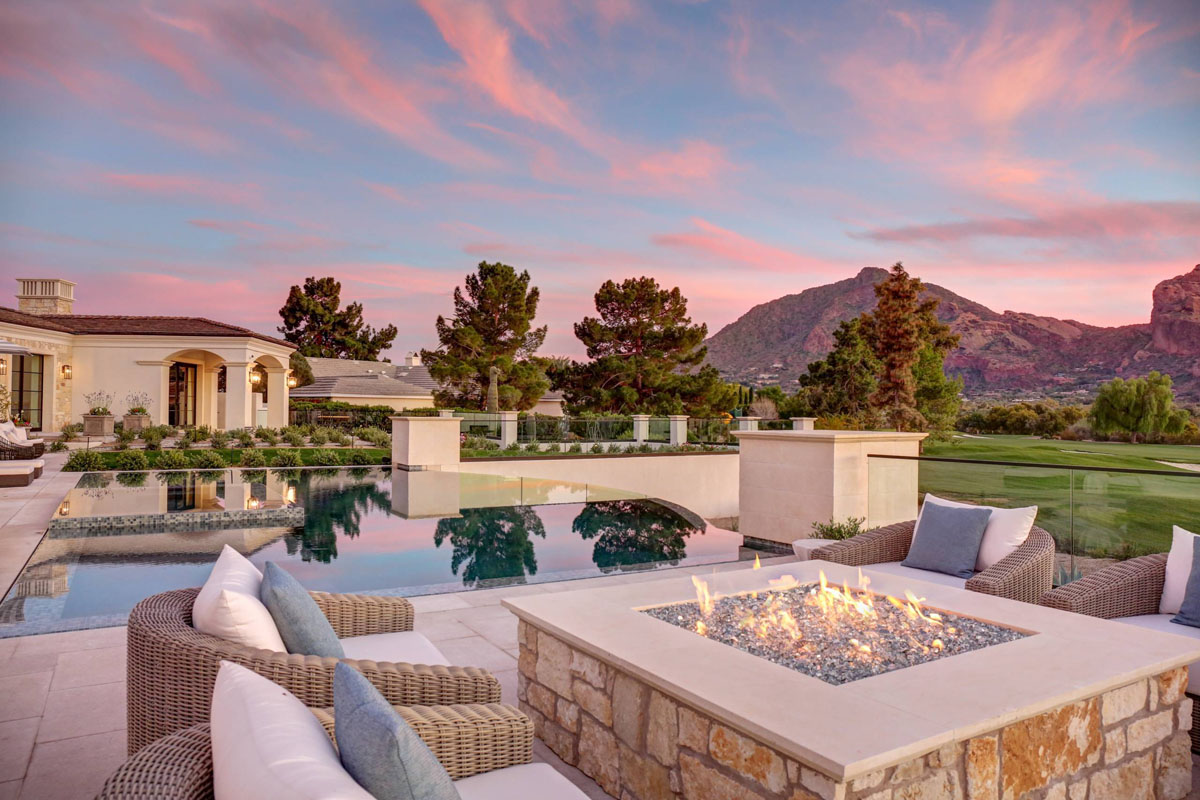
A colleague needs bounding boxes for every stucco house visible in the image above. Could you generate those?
[0,278,295,432]
[293,354,565,415]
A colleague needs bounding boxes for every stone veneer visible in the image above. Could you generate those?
[518,619,1193,800]
[46,506,305,534]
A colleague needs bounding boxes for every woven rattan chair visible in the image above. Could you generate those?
[127,588,502,755]
[0,436,43,460]
[99,703,534,799]
[1039,553,1200,751]
[809,519,1056,604]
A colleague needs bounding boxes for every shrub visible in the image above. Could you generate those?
[348,449,376,465]
[504,440,521,452]
[194,425,214,441]
[271,449,303,468]
[191,451,227,470]
[811,517,866,541]
[336,434,353,447]
[284,431,305,448]
[567,442,582,453]
[210,431,230,448]
[353,426,391,448]
[523,442,542,453]
[238,449,267,468]
[63,449,106,472]
[590,443,604,454]
[113,450,149,472]
[140,430,164,451]
[637,442,653,453]
[401,407,440,417]
[113,428,137,450]
[309,448,343,466]
[309,429,329,446]
[174,437,192,450]
[255,427,279,445]
[59,423,83,442]
[49,440,68,453]
[155,450,190,471]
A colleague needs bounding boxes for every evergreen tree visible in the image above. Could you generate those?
[795,318,879,423]
[278,277,398,360]
[421,262,549,410]
[558,277,736,415]
[289,352,313,388]
[1089,372,1190,441]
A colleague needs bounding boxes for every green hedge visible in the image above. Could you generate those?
[89,448,390,470]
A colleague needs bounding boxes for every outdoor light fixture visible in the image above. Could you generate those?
[58,501,70,516]
[249,371,262,385]
[61,364,72,378]
[0,360,6,376]
[287,375,298,388]
[247,497,261,510]
[285,486,297,504]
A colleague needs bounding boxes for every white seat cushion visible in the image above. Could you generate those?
[1160,526,1198,615]
[211,661,373,800]
[0,465,34,476]
[339,631,450,666]
[861,561,969,590]
[454,763,591,800]
[1113,614,1200,695]
[921,494,1037,572]
[192,545,287,653]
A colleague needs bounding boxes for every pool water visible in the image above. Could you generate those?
[0,467,743,637]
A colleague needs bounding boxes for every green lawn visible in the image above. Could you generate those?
[917,435,1200,565]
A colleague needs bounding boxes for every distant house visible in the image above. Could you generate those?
[293,354,565,416]
[0,278,295,432]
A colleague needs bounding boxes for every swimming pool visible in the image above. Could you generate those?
[0,467,743,637]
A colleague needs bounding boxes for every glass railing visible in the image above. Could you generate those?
[867,455,1200,584]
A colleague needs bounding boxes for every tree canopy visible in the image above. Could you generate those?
[421,262,549,411]
[1089,372,1190,441]
[278,276,397,360]
[794,318,880,424]
[555,277,736,416]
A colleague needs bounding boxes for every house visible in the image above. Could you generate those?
[294,354,566,416]
[0,278,296,432]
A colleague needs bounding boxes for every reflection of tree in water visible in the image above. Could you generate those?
[572,500,700,573]
[284,470,391,563]
[434,507,546,587]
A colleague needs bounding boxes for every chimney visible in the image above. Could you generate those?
[16,278,75,315]
[404,352,422,367]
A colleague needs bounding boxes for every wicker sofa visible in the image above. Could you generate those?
[1039,553,1200,751]
[127,587,502,754]
[99,702,565,799]
[809,519,1056,604]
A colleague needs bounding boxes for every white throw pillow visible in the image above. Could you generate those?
[192,545,286,652]
[211,661,373,800]
[919,494,1037,572]
[1160,526,1198,615]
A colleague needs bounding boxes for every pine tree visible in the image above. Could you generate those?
[421,262,549,410]
[796,318,879,423]
[278,276,398,360]
[861,263,927,431]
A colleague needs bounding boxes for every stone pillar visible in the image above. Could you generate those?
[736,416,760,432]
[391,415,461,471]
[732,430,927,546]
[264,368,289,429]
[791,417,818,431]
[668,415,689,446]
[202,368,220,430]
[438,409,455,418]
[498,410,519,448]
[631,414,650,443]
[222,362,254,431]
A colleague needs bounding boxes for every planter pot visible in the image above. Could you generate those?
[123,414,151,433]
[83,414,115,437]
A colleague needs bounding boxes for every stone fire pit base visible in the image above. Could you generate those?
[518,619,1193,800]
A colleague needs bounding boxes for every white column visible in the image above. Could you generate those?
[791,417,818,431]
[498,410,519,448]
[391,415,461,471]
[264,368,288,429]
[736,416,760,432]
[202,368,220,429]
[631,414,650,443]
[732,430,927,546]
[668,415,689,446]
[222,362,254,431]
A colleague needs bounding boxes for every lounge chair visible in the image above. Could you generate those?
[0,420,45,458]
[810,519,1056,604]
[127,588,502,754]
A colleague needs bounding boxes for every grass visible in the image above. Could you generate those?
[89,447,389,469]
[916,435,1200,560]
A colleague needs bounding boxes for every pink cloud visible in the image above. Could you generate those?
[99,172,264,209]
[652,218,843,276]
[360,181,414,205]
[611,140,734,194]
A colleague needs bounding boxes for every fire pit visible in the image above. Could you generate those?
[644,571,1026,685]
[505,560,1200,800]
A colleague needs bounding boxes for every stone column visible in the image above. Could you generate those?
[438,409,455,418]
[631,414,650,443]
[202,368,220,430]
[736,416,760,432]
[791,417,818,431]
[668,415,689,446]
[498,410,519,448]
[391,415,461,471]
[732,430,927,547]
[222,362,254,431]
[264,368,289,429]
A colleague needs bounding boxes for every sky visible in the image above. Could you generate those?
[1,0,1197,358]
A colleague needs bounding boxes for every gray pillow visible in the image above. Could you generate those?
[334,663,461,800]
[901,502,992,579]
[1172,544,1200,628]
[259,562,344,658]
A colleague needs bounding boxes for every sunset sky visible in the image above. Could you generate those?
[1,0,1197,357]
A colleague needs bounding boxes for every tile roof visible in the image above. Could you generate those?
[290,374,430,399]
[301,356,563,402]
[0,306,294,347]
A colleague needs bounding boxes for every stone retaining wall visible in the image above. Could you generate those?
[518,619,1192,800]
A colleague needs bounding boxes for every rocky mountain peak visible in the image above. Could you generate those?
[1151,264,1200,356]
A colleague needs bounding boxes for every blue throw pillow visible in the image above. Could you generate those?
[901,502,993,580]
[334,663,461,800]
[259,562,344,658]
[1172,544,1200,628]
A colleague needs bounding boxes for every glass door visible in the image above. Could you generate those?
[12,354,44,430]
[168,363,197,427]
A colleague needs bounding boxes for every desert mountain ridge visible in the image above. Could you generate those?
[704,264,1200,400]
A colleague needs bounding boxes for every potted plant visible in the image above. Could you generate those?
[82,391,115,437]
[123,391,152,433]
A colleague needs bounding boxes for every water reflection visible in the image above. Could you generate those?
[283,470,390,563]
[434,506,547,587]
[573,500,701,572]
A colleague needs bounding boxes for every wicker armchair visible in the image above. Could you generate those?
[99,703,534,799]
[127,587,502,755]
[810,519,1056,604]
[1038,554,1200,751]
[0,436,43,460]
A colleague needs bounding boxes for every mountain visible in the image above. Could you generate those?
[704,265,1200,400]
